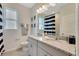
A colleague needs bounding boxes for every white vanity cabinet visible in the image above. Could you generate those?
[38,41,72,56]
[38,47,50,56]
[28,36,74,56]
[28,37,38,56]
[28,40,33,56]
[28,37,50,56]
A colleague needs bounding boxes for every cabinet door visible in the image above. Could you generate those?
[38,47,50,56]
[28,41,33,56]
[28,37,38,56]
[32,44,37,56]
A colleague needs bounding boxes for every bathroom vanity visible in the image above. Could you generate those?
[28,35,75,56]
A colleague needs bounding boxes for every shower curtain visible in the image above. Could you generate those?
[0,3,5,55]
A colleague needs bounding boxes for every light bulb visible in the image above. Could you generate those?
[42,5,46,9]
[39,7,42,11]
[36,5,48,14]
[42,5,48,10]
[36,9,40,13]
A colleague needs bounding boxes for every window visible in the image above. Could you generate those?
[38,16,44,30]
[5,8,17,20]
[4,8,18,29]
[5,20,17,29]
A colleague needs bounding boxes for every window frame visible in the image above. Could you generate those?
[3,8,18,30]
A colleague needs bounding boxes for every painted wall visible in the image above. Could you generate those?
[2,3,31,51]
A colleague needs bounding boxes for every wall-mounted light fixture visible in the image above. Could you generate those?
[36,5,48,14]
[36,3,56,14]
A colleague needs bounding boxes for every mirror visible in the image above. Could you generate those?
[37,14,44,36]
[37,3,76,40]
[37,3,59,37]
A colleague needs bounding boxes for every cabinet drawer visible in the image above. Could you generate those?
[38,41,71,56]
[38,47,50,56]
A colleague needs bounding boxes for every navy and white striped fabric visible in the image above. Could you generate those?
[0,3,5,55]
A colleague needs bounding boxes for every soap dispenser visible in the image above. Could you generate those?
[69,35,75,44]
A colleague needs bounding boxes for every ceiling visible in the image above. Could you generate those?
[20,3,36,8]
[19,3,68,16]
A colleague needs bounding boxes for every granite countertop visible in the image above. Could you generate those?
[29,35,76,55]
